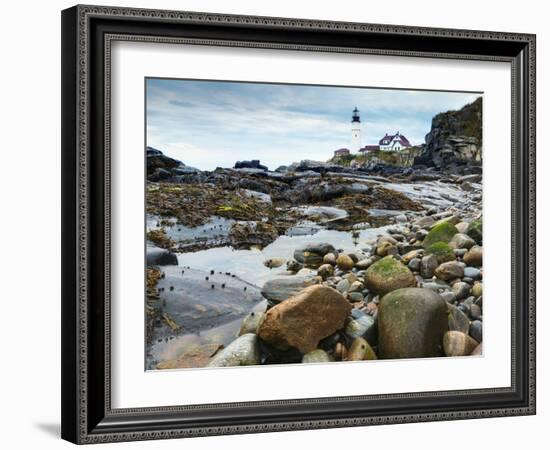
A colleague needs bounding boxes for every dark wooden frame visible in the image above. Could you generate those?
[61,4,536,444]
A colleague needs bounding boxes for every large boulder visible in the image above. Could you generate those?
[207,334,261,367]
[422,221,459,248]
[364,256,416,295]
[378,288,448,359]
[258,285,352,353]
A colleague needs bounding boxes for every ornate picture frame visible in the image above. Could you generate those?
[61,5,536,444]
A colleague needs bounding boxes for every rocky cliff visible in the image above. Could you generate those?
[415,97,482,169]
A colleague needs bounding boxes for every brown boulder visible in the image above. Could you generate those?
[258,285,352,353]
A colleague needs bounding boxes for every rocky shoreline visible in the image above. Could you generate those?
[145,150,483,370]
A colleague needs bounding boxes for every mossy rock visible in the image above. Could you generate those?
[378,288,449,359]
[364,256,416,295]
[425,242,455,264]
[466,219,483,244]
[423,221,459,248]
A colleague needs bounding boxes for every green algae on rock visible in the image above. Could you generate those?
[422,221,459,248]
[378,288,448,359]
[425,241,456,264]
[364,256,416,295]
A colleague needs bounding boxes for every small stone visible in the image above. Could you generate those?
[420,254,439,278]
[336,279,350,294]
[464,267,482,280]
[263,257,286,268]
[447,304,470,334]
[364,256,416,295]
[448,233,476,250]
[466,219,482,244]
[471,282,483,298]
[333,342,347,361]
[345,315,376,343]
[435,261,464,281]
[408,258,421,272]
[469,320,483,342]
[302,349,334,363]
[355,256,378,270]
[347,337,377,361]
[207,334,260,367]
[470,303,482,320]
[336,254,355,271]
[349,280,364,293]
[294,242,337,268]
[452,281,471,300]
[402,249,423,264]
[454,248,468,258]
[423,221,459,248]
[349,292,364,302]
[323,253,337,265]
[286,259,303,273]
[464,245,482,267]
[238,312,265,336]
[443,331,479,357]
[376,240,396,257]
[455,221,469,233]
[440,291,456,303]
[470,343,482,356]
[413,216,435,229]
[317,263,334,280]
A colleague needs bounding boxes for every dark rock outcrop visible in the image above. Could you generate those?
[234,160,268,171]
[414,97,482,169]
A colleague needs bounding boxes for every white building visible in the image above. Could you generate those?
[378,131,412,152]
[350,107,362,152]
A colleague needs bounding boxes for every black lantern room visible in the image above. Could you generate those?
[351,107,361,123]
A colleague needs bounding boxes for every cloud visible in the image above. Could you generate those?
[146,78,481,170]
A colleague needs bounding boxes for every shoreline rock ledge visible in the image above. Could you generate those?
[258,285,352,354]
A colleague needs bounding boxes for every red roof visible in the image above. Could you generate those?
[334,148,350,154]
[359,145,380,152]
[378,132,411,147]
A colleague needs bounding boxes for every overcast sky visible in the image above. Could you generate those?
[146,78,481,171]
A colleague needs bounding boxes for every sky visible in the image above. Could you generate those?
[146,78,481,171]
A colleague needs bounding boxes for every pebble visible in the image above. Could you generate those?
[470,303,482,320]
[408,258,421,272]
[451,281,471,300]
[336,279,350,294]
[420,254,439,278]
[472,282,483,297]
[464,267,481,279]
[469,320,483,342]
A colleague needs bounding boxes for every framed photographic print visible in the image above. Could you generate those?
[61,5,536,444]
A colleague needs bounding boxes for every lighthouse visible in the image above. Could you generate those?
[351,107,362,152]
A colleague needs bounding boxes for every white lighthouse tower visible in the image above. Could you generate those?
[351,107,362,152]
